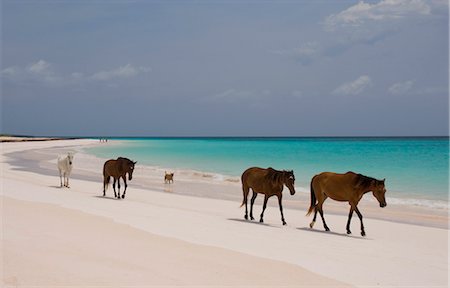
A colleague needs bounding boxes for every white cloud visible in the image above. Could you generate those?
[27,59,51,74]
[91,64,151,81]
[2,61,152,87]
[325,0,431,30]
[25,59,63,84]
[271,42,319,57]
[333,75,372,96]
[270,42,320,64]
[388,80,414,95]
[1,66,21,77]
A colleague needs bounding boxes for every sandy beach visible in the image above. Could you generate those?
[1,139,449,287]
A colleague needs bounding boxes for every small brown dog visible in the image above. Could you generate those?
[164,171,174,184]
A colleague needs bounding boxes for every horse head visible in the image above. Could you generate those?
[128,160,137,180]
[372,179,387,208]
[283,170,296,195]
[67,152,74,165]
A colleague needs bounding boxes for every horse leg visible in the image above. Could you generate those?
[310,207,318,228]
[242,184,250,220]
[103,176,107,196]
[259,195,269,223]
[309,182,321,228]
[122,177,127,199]
[346,206,355,234]
[66,173,70,188]
[113,178,117,198]
[63,172,68,187]
[317,200,330,231]
[117,178,121,199]
[59,170,63,187]
[277,194,286,225]
[249,192,257,220]
[354,206,366,236]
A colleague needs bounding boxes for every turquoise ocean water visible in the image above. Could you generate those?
[85,137,449,208]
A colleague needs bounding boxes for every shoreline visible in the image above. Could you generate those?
[85,138,450,210]
[1,139,448,287]
[0,136,80,142]
[6,139,447,229]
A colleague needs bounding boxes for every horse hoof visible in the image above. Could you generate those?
[361,231,366,237]
[250,216,254,220]
[347,230,351,235]
[244,215,248,220]
[282,221,287,226]
[259,219,264,223]
[325,227,330,232]
[122,195,125,199]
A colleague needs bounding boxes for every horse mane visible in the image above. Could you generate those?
[117,157,133,164]
[266,167,287,185]
[354,173,377,189]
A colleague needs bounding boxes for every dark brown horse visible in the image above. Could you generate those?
[103,157,137,199]
[306,171,386,236]
[241,167,296,225]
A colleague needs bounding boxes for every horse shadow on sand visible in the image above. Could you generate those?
[49,185,65,189]
[93,195,120,201]
[227,218,281,228]
[297,227,372,240]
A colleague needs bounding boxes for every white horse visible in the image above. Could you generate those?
[57,152,74,188]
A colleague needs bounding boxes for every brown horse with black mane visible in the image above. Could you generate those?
[241,167,296,225]
[307,171,387,236]
[103,157,137,199]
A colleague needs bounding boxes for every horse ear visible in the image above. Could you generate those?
[133,161,137,164]
[382,178,385,183]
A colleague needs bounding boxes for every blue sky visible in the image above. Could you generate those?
[1,0,448,137]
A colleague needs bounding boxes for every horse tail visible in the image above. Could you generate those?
[240,191,247,208]
[306,176,317,216]
[103,163,111,191]
[240,173,249,207]
[103,176,111,190]
[240,184,248,207]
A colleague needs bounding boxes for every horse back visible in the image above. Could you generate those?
[312,171,359,201]
[57,155,72,172]
[242,167,267,183]
[242,167,281,194]
[103,159,118,177]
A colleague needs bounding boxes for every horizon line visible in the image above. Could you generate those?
[3,134,449,139]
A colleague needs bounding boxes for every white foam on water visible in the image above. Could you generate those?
[81,145,449,211]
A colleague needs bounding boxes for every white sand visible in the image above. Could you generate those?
[1,139,448,287]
